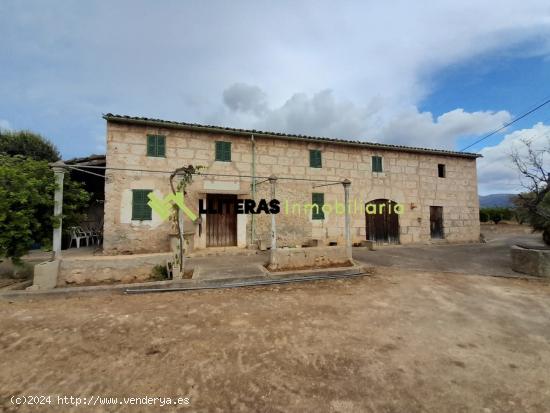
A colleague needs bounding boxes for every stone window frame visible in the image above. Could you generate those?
[372,155,383,173]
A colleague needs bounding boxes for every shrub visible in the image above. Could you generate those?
[151,264,169,280]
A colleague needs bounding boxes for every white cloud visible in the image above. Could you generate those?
[223,83,268,116]
[0,1,549,158]
[477,122,550,195]
[222,84,511,149]
[380,108,511,149]
[0,119,11,131]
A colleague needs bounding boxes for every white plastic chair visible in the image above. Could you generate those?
[69,227,89,248]
[81,224,97,245]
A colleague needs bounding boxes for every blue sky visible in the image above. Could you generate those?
[1,1,550,194]
[421,53,550,151]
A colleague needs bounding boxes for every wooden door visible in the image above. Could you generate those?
[206,194,237,247]
[365,199,400,244]
[430,206,444,239]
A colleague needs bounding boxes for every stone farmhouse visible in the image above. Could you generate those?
[102,114,481,254]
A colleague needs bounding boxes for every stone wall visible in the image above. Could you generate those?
[58,253,172,285]
[268,246,351,271]
[103,121,480,253]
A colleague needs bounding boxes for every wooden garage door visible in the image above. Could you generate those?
[206,194,237,247]
[365,199,400,244]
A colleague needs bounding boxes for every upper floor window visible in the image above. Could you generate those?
[215,141,231,162]
[438,164,446,178]
[372,156,383,173]
[309,149,322,168]
[132,189,152,221]
[312,192,325,220]
[146,134,166,157]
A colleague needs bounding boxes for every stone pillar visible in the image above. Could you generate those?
[268,175,278,262]
[51,161,67,260]
[342,179,352,259]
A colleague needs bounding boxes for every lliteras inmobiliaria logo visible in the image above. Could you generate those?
[147,192,198,221]
[147,192,279,222]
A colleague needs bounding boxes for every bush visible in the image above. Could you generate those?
[479,210,489,222]
[151,264,169,280]
[479,207,513,224]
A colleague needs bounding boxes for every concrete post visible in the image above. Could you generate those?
[342,179,352,259]
[268,176,278,262]
[51,161,67,260]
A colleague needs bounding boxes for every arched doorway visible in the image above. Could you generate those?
[365,199,400,244]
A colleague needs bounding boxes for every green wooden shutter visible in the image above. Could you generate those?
[147,135,166,157]
[215,141,231,161]
[215,141,222,160]
[147,135,156,156]
[156,135,166,157]
[310,150,322,168]
[132,189,152,220]
[312,193,325,220]
[224,142,231,161]
[372,156,383,172]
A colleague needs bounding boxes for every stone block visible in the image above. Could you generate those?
[268,246,350,270]
[511,245,550,277]
[29,260,60,290]
[360,240,375,250]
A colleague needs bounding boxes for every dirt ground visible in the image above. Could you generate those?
[354,222,542,277]
[1,267,550,412]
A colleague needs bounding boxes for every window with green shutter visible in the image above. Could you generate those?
[312,193,325,220]
[309,149,322,168]
[372,156,383,172]
[215,141,231,162]
[146,135,166,157]
[132,189,153,221]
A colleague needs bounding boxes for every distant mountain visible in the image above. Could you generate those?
[479,193,515,208]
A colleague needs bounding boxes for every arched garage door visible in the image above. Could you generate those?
[365,199,400,244]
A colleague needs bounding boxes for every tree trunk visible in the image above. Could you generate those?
[543,228,550,245]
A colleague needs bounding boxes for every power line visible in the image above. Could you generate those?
[460,96,550,152]
[475,130,550,173]
[68,164,344,184]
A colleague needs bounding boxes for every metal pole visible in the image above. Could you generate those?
[51,161,67,260]
[268,175,277,259]
[342,179,352,259]
[250,134,256,246]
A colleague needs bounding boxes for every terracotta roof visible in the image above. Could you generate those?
[103,113,482,159]
[65,154,106,166]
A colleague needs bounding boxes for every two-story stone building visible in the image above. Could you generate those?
[102,114,481,254]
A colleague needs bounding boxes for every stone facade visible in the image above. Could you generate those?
[103,117,480,254]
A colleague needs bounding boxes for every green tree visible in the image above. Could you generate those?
[512,139,550,244]
[479,210,489,222]
[480,207,513,224]
[0,130,60,162]
[0,155,89,264]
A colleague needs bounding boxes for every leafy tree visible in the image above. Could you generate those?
[479,210,489,223]
[0,130,60,162]
[511,139,550,244]
[0,155,89,264]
